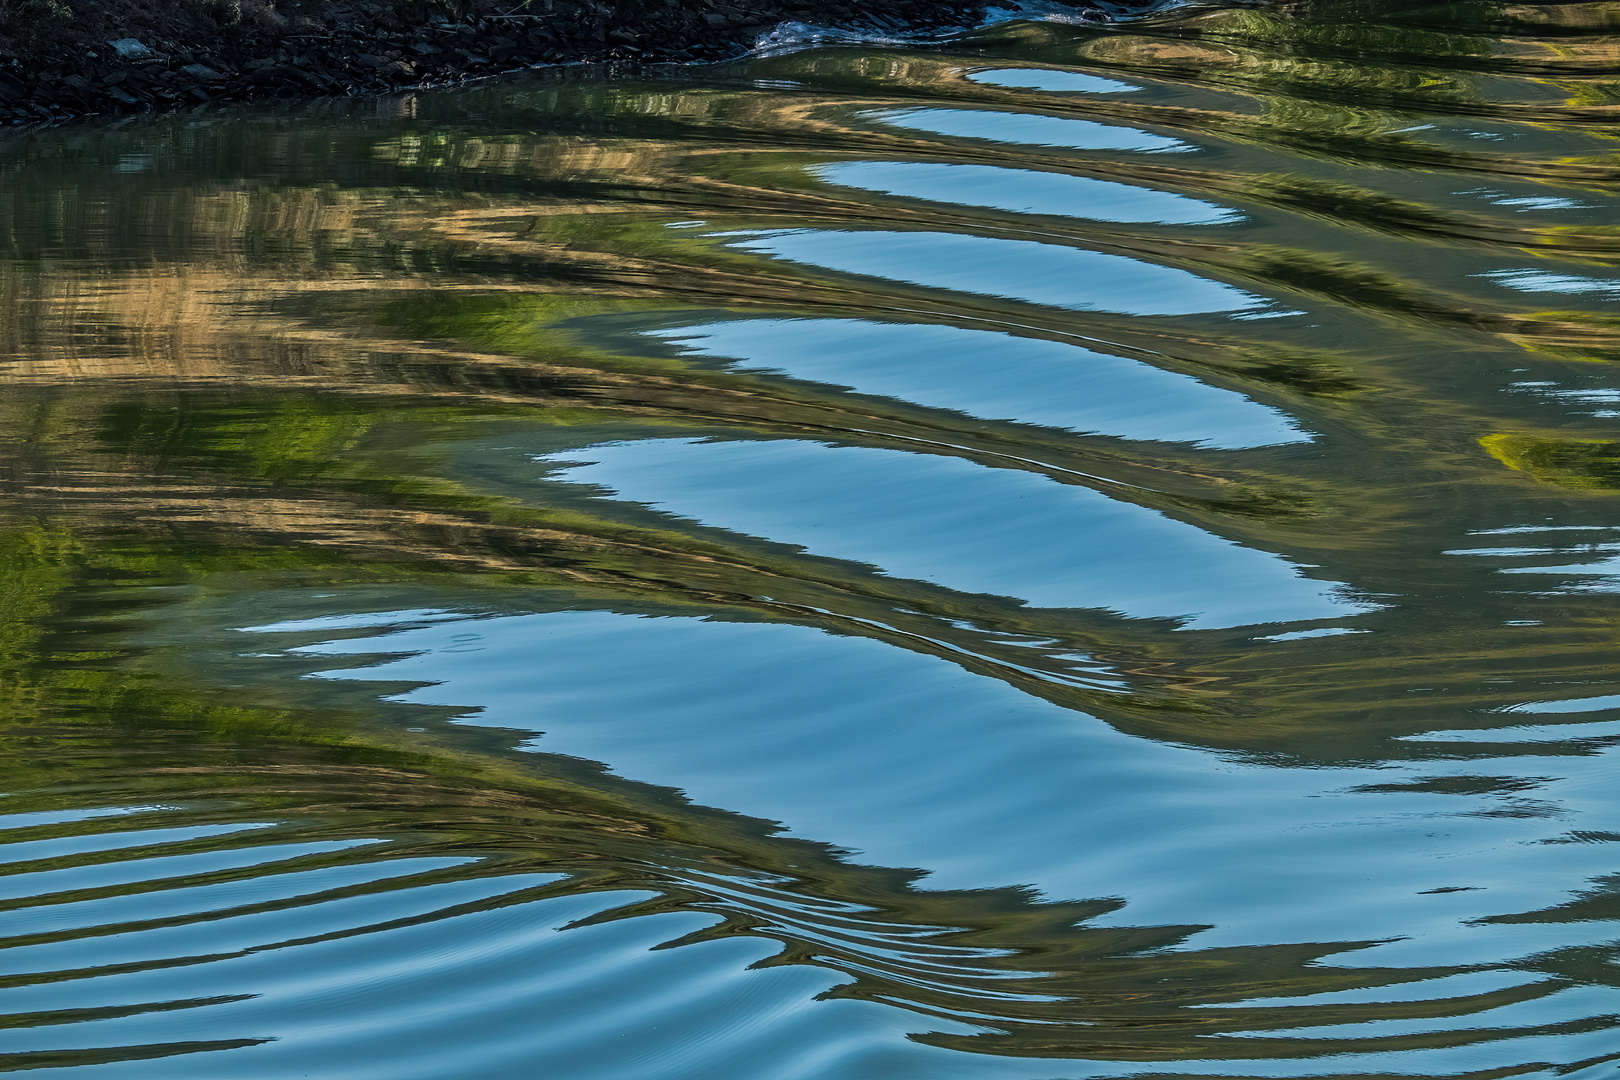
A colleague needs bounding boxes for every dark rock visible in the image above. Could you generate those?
[0,0,1047,127]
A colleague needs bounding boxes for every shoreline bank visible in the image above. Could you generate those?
[0,0,1092,126]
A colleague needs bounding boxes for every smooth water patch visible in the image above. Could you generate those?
[732,230,1262,315]
[1479,268,1620,297]
[868,107,1187,152]
[1404,717,1620,743]
[276,607,1616,958]
[0,821,277,869]
[655,317,1305,447]
[539,438,1354,626]
[1506,693,1620,714]
[966,67,1139,93]
[810,161,1236,224]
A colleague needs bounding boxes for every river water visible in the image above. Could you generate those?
[3,2,1620,1076]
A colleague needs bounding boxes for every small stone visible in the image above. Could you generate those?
[183,63,226,81]
[108,38,153,60]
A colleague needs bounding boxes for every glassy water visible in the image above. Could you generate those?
[4,2,1620,1075]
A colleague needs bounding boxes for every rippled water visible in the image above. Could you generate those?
[5,2,1620,1075]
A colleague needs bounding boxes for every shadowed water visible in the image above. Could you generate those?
[4,1,1620,1075]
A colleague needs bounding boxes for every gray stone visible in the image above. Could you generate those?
[108,38,153,60]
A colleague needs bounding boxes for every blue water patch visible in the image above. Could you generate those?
[867,107,1187,152]
[810,161,1236,224]
[654,317,1305,448]
[966,67,1139,94]
[537,437,1357,627]
[732,229,1263,316]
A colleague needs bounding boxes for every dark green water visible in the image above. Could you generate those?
[4,2,1620,1075]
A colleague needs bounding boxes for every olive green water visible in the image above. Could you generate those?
[3,2,1620,1076]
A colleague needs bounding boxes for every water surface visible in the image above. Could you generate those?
[4,2,1620,1076]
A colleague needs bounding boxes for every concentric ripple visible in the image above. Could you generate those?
[4,1,1620,1076]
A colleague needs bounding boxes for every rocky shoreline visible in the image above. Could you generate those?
[0,0,1058,126]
